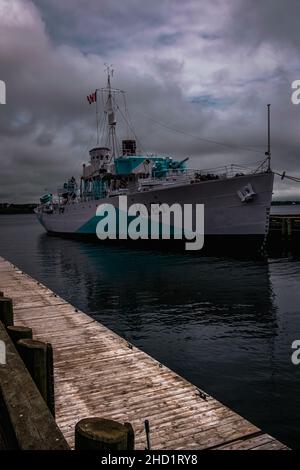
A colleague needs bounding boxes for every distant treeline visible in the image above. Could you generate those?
[271,201,300,205]
[0,204,37,214]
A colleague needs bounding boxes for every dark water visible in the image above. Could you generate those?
[1,215,300,449]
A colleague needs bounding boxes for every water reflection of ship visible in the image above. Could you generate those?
[37,233,278,335]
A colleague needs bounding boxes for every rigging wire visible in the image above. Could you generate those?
[94,86,266,157]
[70,129,97,175]
[97,107,107,146]
[112,95,145,154]
[274,171,300,183]
[85,81,280,165]
[133,109,264,155]
[122,93,145,151]
[122,92,131,139]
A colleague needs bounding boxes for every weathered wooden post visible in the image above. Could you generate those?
[287,218,292,241]
[75,418,135,450]
[124,422,135,450]
[7,325,33,346]
[281,218,285,239]
[0,297,13,327]
[46,342,55,417]
[17,339,48,400]
[17,339,55,416]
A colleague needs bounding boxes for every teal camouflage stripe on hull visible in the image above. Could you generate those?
[77,210,183,238]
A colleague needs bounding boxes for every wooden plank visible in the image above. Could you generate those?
[214,433,289,450]
[0,256,290,450]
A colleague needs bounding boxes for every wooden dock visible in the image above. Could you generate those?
[0,256,289,450]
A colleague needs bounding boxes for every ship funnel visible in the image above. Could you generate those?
[122,139,136,156]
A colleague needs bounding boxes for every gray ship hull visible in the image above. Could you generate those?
[38,171,274,253]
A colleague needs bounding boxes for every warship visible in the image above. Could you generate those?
[36,69,274,252]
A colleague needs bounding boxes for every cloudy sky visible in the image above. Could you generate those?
[0,0,300,202]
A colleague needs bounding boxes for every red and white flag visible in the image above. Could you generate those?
[87,90,97,104]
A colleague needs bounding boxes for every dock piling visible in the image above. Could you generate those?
[46,342,55,417]
[281,218,287,238]
[75,418,135,450]
[124,422,135,450]
[287,218,292,240]
[0,321,69,450]
[17,338,55,415]
[7,325,33,346]
[0,297,14,327]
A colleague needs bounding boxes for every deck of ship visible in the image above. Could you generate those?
[0,256,289,450]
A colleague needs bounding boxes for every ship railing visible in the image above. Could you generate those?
[80,191,108,201]
[108,188,129,197]
[142,161,267,185]
[141,169,196,186]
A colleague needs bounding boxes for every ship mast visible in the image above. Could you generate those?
[265,103,271,172]
[105,65,118,159]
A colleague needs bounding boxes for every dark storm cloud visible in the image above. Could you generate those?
[0,0,300,202]
[229,0,300,49]
[35,0,169,53]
